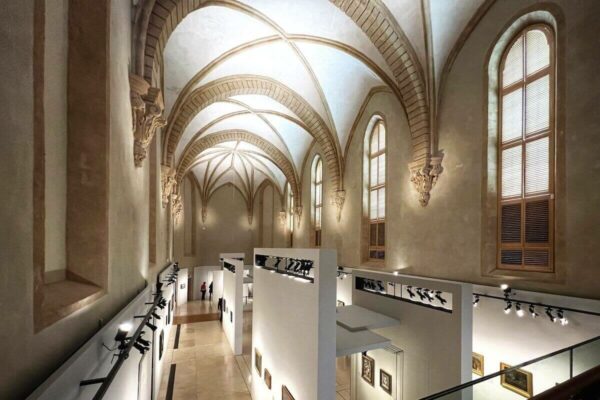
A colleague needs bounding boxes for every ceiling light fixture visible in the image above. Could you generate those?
[516,303,524,317]
[473,295,480,307]
[504,301,512,314]
[558,309,568,326]
[529,304,539,318]
[546,307,556,323]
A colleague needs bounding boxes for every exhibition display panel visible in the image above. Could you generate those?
[222,258,244,355]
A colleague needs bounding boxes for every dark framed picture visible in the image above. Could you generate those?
[472,353,484,376]
[159,330,164,360]
[361,353,375,386]
[380,369,392,394]
[500,362,533,398]
[264,369,272,389]
[230,311,233,322]
[254,348,262,377]
[337,300,345,307]
[167,301,171,324]
[282,385,295,400]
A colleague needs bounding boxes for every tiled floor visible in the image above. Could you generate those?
[159,308,351,400]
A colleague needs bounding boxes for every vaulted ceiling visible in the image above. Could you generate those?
[138,0,492,208]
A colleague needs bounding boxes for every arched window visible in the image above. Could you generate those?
[498,25,554,271]
[368,121,386,260]
[287,182,294,246]
[312,156,323,247]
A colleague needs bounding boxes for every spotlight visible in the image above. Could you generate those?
[504,301,512,314]
[435,291,447,305]
[136,337,150,347]
[115,322,132,342]
[516,303,524,317]
[152,312,161,320]
[500,284,509,291]
[546,307,556,323]
[558,309,568,326]
[133,342,149,355]
[529,304,539,318]
[145,322,157,331]
[393,271,399,276]
[406,286,415,299]
[473,295,480,307]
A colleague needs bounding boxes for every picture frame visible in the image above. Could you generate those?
[264,369,272,389]
[380,369,392,394]
[254,349,262,377]
[500,362,533,398]
[282,385,295,400]
[472,352,484,376]
[361,353,375,386]
[230,311,233,323]
[337,300,345,307]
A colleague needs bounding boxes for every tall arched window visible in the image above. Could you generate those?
[287,182,294,246]
[369,121,386,260]
[312,156,323,247]
[498,25,554,271]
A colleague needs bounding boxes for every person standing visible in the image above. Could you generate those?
[200,281,207,300]
[209,281,213,301]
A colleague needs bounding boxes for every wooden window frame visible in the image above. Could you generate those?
[368,121,386,261]
[313,157,322,247]
[497,24,555,273]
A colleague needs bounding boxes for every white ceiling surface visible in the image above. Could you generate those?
[165,0,487,191]
[191,142,286,201]
[428,0,487,86]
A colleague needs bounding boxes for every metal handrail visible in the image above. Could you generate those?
[420,334,600,400]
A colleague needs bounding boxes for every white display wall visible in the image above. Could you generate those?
[471,284,600,399]
[351,347,404,400]
[351,270,472,400]
[27,265,177,400]
[251,248,337,400]
[176,268,188,306]
[211,270,224,307]
[222,258,244,355]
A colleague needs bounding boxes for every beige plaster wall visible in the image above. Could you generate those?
[0,1,162,397]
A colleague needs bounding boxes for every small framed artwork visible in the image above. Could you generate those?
[167,301,171,325]
[472,352,484,376]
[337,300,345,307]
[180,283,185,290]
[230,311,233,322]
[282,385,295,400]
[254,349,262,377]
[500,362,533,398]
[264,369,272,389]
[361,353,375,386]
[159,330,164,360]
[380,369,392,395]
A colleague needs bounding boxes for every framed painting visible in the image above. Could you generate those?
[500,362,533,398]
[254,348,262,377]
[380,369,392,394]
[472,352,484,376]
[159,330,164,360]
[282,385,295,400]
[361,353,375,386]
[264,369,272,389]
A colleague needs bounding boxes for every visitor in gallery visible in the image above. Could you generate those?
[209,281,213,300]
[200,281,207,300]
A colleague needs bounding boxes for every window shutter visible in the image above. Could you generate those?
[501,203,521,243]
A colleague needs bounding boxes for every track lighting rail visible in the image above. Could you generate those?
[473,292,600,318]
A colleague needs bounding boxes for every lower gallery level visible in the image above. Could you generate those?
[2,0,600,399]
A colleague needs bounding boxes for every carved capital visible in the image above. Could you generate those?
[331,190,346,222]
[409,155,444,207]
[171,193,183,223]
[294,205,303,228]
[130,74,166,167]
[161,165,176,208]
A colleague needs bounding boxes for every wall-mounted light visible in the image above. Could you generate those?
[529,304,539,318]
[152,312,161,320]
[504,301,512,314]
[473,295,480,307]
[558,309,568,326]
[516,303,524,317]
[115,322,132,343]
[546,307,556,323]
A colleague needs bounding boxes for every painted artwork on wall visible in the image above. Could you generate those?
[282,385,295,400]
[380,369,392,394]
[472,352,484,376]
[500,362,533,398]
[159,330,164,360]
[254,348,262,377]
[264,368,272,389]
[361,353,375,386]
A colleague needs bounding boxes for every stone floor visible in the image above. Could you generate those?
[175,299,219,317]
[158,308,351,400]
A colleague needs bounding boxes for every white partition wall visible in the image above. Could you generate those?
[222,258,244,355]
[351,270,472,400]
[251,248,337,400]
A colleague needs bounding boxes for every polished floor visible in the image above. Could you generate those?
[159,304,350,399]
